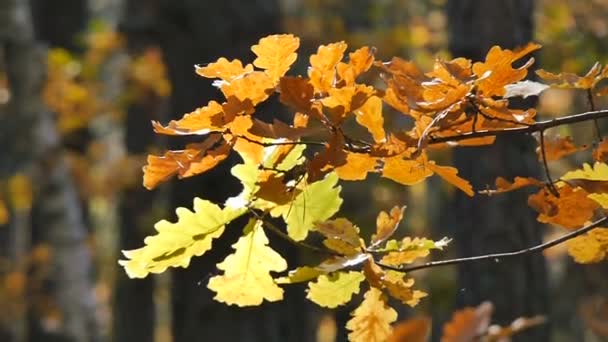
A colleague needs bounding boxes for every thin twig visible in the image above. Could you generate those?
[429,109,608,145]
[234,133,326,147]
[539,130,559,197]
[375,216,608,273]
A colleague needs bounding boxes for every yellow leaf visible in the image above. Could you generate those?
[335,152,378,181]
[562,162,608,181]
[380,237,448,266]
[208,219,287,306]
[567,228,608,264]
[346,288,398,342]
[251,34,300,83]
[0,198,8,225]
[119,198,245,278]
[220,71,274,105]
[383,271,427,307]
[307,271,365,308]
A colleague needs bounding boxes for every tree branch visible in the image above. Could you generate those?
[429,109,608,145]
[375,216,608,273]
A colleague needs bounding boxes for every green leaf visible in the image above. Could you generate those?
[119,198,246,278]
[276,172,343,241]
[306,271,365,308]
[208,219,288,306]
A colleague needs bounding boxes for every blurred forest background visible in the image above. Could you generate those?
[0,0,607,341]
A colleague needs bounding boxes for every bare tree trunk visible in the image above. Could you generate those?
[1,0,99,340]
[445,1,549,340]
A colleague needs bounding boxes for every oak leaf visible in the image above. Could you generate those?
[346,288,398,342]
[567,228,608,264]
[479,176,543,195]
[536,62,608,90]
[537,135,587,162]
[152,100,225,136]
[388,316,431,342]
[528,185,599,229]
[427,163,474,196]
[195,58,253,82]
[335,152,378,181]
[441,302,493,342]
[251,34,299,83]
[355,95,386,143]
[307,271,365,308]
[309,41,348,93]
[382,153,434,186]
[370,206,406,248]
[275,266,323,284]
[119,198,245,278]
[207,219,287,306]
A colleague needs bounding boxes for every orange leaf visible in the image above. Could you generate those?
[309,42,347,93]
[143,134,229,189]
[472,43,541,97]
[195,58,253,81]
[427,163,473,196]
[528,185,600,229]
[220,71,274,105]
[536,62,608,90]
[336,46,375,86]
[251,34,299,83]
[593,138,608,162]
[355,95,386,143]
[371,206,405,247]
[441,302,493,342]
[152,100,224,136]
[334,152,378,181]
[321,84,374,124]
[388,316,431,342]
[537,135,587,162]
[382,154,433,186]
[480,176,543,195]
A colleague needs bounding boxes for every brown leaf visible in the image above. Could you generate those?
[536,62,608,90]
[371,206,406,247]
[337,46,375,86]
[479,176,543,195]
[388,316,431,342]
[143,134,229,189]
[315,218,362,251]
[279,76,314,112]
[537,135,587,162]
[441,302,494,342]
[593,138,608,162]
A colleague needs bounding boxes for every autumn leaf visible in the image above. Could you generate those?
[316,218,363,255]
[195,58,253,82]
[528,185,599,230]
[593,138,608,162]
[427,162,474,196]
[382,154,434,186]
[279,76,314,112]
[536,62,608,90]
[119,198,246,278]
[152,100,225,136]
[306,271,365,308]
[337,46,375,86]
[309,41,348,93]
[208,219,287,306]
[355,95,386,143]
[382,270,427,307]
[370,206,406,248]
[441,302,493,342]
[275,172,343,241]
[472,43,541,97]
[346,287,398,342]
[479,176,544,195]
[220,71,275,105]
[335,152,378,181]
[567,228,608,264]
[537,135,587,162]
[251,34,299,83]
[316,253,370,273]
[379,237,450,266]
[143,134,231,189]
[388,316,431,342]
[0,198,8,225]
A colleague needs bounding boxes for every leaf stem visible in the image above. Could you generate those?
[375,216,608,273]
[587,89,602,140]
[539,130,559,197]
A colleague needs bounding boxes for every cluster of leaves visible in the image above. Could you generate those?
[120,34,608,340]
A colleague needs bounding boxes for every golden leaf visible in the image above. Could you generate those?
[208,219,287,306]
[195,58,253,81]
[346,288,398,342]
[371,206,405,247]
[307,271,365,308]
[309,42,348,93]
[251,34,300,83]
[355,95,386,143]
[427,163,473,196]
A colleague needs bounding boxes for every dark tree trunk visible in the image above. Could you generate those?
[120,1,317,341]
[446,0,549,340]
